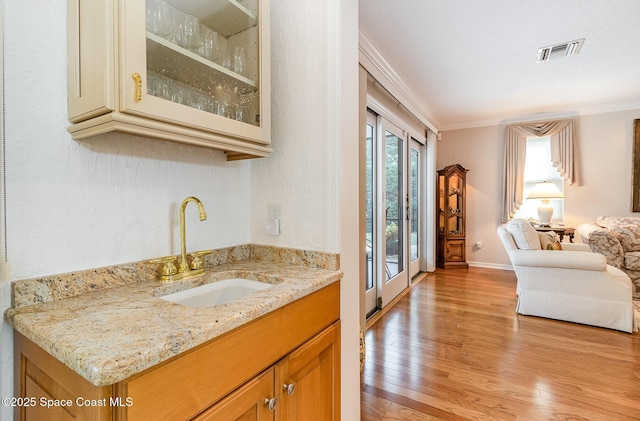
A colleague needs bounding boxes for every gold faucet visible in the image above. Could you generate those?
[149,196,212,282]
[178,196,207,274]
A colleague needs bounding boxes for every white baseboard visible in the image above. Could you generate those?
[467,261,513,271]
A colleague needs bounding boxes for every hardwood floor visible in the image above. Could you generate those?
[361,267,640,421]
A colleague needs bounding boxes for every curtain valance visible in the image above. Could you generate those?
[501,119,575,223]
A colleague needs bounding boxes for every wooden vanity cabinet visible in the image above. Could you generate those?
[68,0,272,160]
[194,321,340,421]
[14,282,340,421]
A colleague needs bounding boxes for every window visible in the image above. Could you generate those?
[514,137,564,222]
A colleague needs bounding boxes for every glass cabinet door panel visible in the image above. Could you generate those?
[145,0,260,126]
[120,0,268,145]
[438,175,445,233]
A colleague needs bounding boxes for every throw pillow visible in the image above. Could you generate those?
[506,218,541,250]
[538,232,563,250]
[546,240,563,250]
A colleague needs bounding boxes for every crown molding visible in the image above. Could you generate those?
[439,99,640,131]
[359,30,439,133]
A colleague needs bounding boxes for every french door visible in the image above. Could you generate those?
[365,112,425,317]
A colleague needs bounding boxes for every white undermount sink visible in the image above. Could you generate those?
[160,278,273,308]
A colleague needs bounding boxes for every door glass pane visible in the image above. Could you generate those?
[385,131,403,280]
[145,0,260,125]
[410,148,419,261]
[448,174,463,234]
[366,123,375,292]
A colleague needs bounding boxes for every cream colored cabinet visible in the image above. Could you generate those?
[67,0,271,160]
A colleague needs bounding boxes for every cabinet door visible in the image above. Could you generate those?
[445,239,465,263]
[194,368,276,421]
[120,0,270,144]
[274,322,341,421]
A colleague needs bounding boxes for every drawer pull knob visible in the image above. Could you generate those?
[283,383,296,395]
[264,397,277,411]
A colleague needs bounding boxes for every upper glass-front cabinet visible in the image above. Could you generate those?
[67,0,271,160]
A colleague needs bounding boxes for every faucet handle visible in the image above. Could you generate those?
[189,249,212,270]
[149,255,178,280]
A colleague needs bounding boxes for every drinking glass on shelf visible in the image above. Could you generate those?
[174,12,200,50]
[219,51,232,70]
[216,101,226,117]
[235,105,248,123]
[146,0,173,39]
[233,47,246,75]
[198,26,220,62]
[170,87,184,105]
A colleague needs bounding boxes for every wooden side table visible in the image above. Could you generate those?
[534,226,575,243]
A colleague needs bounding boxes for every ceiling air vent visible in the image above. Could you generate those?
[537,38,585,62]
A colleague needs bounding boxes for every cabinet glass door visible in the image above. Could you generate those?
[438,174,445,234]
[447,173,464,235]
[122,0,269,143]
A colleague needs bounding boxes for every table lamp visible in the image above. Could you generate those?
[526,181,564,226]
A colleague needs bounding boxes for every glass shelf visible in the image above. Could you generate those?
[146,32,257,90]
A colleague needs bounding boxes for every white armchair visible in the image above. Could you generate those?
[498,220,636,333]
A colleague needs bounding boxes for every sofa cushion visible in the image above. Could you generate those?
[624,251,640,271]
[538,232,563,250]
[506,219,541,250]
[596,216,640,252]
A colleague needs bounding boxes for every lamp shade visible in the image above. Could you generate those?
[526,182,565,200]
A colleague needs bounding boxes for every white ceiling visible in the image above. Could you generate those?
[359,0,640,130]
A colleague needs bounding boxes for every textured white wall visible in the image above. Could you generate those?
[253,1,360,418]
[1,1,251,419]
[438,109,640,268]
[251,0,335,251]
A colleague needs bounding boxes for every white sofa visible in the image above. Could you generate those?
[498,219,637,333]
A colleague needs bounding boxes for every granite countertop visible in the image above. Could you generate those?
[5,246,342,387]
